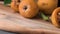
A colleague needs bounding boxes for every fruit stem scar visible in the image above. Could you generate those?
[23,6,28,10]
[18,0,20,3]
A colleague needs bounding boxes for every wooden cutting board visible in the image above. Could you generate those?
[0,4,60,34]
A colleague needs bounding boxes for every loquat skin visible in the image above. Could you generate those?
[19,0,39,18]
[11,0,21,12]
[37,0,58,14]
[11,2,18,12]
[51,7,60,28]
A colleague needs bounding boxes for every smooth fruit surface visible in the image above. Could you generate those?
[19,0,39,18]
[11,0,20,12]
[51,7,60,27]
[37,0,58,14]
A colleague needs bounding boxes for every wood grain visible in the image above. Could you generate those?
[0,4,60,34]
